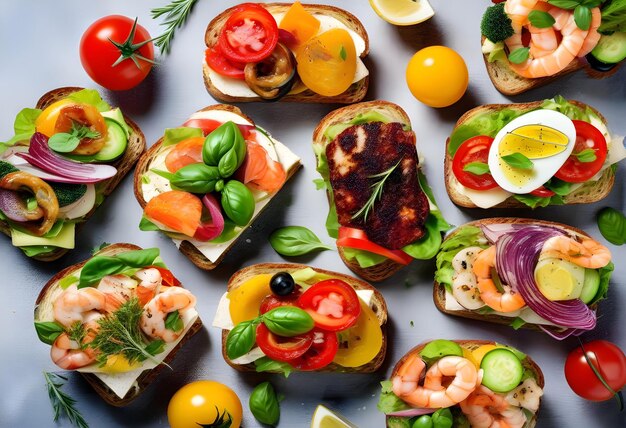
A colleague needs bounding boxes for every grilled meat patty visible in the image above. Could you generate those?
[326,122,429,249]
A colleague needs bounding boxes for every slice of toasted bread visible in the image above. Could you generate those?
[432,218,598,332]
[0,87,146,261]
[34,243,202,406]
[221,263,387,373]
[313,101,420,282]
[387,339,544,428]
[482,36,622,96]
[133,104,301,270]
[445,99,615,208]
[203,3,369,103]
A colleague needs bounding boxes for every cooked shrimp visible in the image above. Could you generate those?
[134,268,162,307]
[578,7,602,57]
[392,353,480,409]
[53,286,118,327]
[141,287,196,342]
[460,385,527,428]
[540,235,611,269]
[50,317,100,370]
[504,0,542,51]
[473,246,526,312]
[97,274,137,306]
[529,24,558,58]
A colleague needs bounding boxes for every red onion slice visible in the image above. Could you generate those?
[0,189,40,222]
[193,193,225,241]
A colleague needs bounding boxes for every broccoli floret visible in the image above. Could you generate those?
[0,160,19,179]
[50,183,87,207]
[481,3,514,43]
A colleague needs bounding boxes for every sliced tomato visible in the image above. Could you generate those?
[182,118,254,139]
[236,140,286,193]
[555,120,608,183]
[255,323,312,362]
[144,191,202,237]
[145,266,181,287]
[205,47,245,80]
[259,287,302,314]
[278,1,320,47]
[530,186,556,198]
[164,137,205,172]
[452,136,499,191]
[291,329,339,371]
[297,279,360,331]
[218,3,278,64]
[336,227,413,265]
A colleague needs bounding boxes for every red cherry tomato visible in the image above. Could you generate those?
[291,329,339,371]
[336,227,413,265]
[555,120,608,183]
[259,286,302,314]
[144,266,182,287]
[205,47,246,80]
[218,3,278,64]
[452,136,499,190]
[255,323,313,362]
[297,279,360,331]
[564,340,626,401]
[181,118,255,139]
[80,15,154,91]
[530,186,556,198]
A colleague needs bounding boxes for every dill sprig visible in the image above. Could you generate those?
[151,0,200,55]
[351,160,401,222]
[90,298,166,367]
[67,322,86,349]
[44,372,89,428]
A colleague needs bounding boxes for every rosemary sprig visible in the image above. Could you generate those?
[44,372,89,428]
[351,161,401,222]
[89,298,166,367]
[67,321,86,349]
[151,0,200,55]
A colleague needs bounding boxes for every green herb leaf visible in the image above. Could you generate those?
[547,0,581,9]
[574,148,597,163]
[431,408,454,428]
[155,163,221,194]
[254,357,293,377]
[165,310,184,332]
[67,322,87,348]
[501,152,534,169]
[59,275,79,289]
[203,121,246,178]
[162,126,203,146]
[262,306,314,337]
[151,0,200,55]
[574,4,592,30]
[511,317,526,330]
[249,382,280,426]
[339,45,347,61]
[508,47,530,64]
[352,160,401,222]
[221,180,255,226]
[48,122,101,153]
[78,248,160,288]
[544,178,572,196]
[529,10,557,28]
[139,216,162,231]
[269,226,333,256]
[44,371,89,428]
[597,207,625,245]
[92,242,111,255]
[35,322,65,345]
[313,178,327,190]
[463,162,490,175]
[226,320,259,360]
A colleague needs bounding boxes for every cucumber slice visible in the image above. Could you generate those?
[591,32,626,64]
[480,348,523,393]
[580,269,600,304]
[94,119,128,162]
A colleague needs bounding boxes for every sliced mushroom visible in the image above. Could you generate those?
[244,43,296,101]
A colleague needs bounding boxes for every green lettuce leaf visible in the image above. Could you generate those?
[541,95,590,121]
[162,127,204,146]
[589,261,614,305]
[67,89,111,112]
[377,380,410,414]
[435,226,487,292]
[1,108,42,148]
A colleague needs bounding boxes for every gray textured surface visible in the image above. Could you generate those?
[0,0,625,427]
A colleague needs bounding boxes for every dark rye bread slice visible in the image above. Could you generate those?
[432,217,598,332]
[445,99,615,209]
[482,36,622,96]
[0,87,146,261]
[313,101,422,282]
[203,3,369,104]
[221,263,388,373]
[133,104,301,270]
[387,340,544,428]
[34,243,202,407]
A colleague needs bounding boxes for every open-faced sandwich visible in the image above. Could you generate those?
[34,243,202,406]
[213,263,387,375]
[313,101,449,282]
[481,0,626,95]
[446,96,626,209]
[134,104,301,270]
[434,218,614,339]
[203,2,369,103]
[379,339,544,428]
[0,87,145,260]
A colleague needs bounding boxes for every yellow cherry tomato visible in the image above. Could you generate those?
[470,344,499,367]
[35,99,75,136]
[462,347,481,370]
[296,28,357,97]
[228,274,273,325]
[405,46,468,108]
[279,1,320,47]
[332,300,383,367]
[167,381,242,428]
[101,354,140,373]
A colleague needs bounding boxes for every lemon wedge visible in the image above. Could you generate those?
[369,0,434,26]
[311,405,357,428]
[102,354,141,373]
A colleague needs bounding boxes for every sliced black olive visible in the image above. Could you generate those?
[585,53,618,73]
[270,272,295,296]
[244,43,296,101]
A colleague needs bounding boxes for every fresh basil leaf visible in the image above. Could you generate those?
[144,339,166,356]
[339,45,347,61]
[78,248,160,287]
[574,4,592,30]
[165,310,184,332]
[159,163,221,194]
[34,321,64,345]
[402,212,447,260]
[547,0,581,9]
[221,180,255,226]
[544,178,572,196]
[254,357,293,377]
[262,306,314,337]
[226,320,258,360]
[139,216,162,231]
[508,47,530,64]
[208,219,239,244]
[597,207,625,245]
[249,382,280,426]
[574,148,597,163]
[203,122,246,178]
[463,162,490,175]
[501,152,534,169]
[269,226,333,256]
[48,133,81,153]
[162,127,203,146]
[529,10,556,28]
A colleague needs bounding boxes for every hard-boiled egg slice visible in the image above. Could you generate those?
[488,110,575,194]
